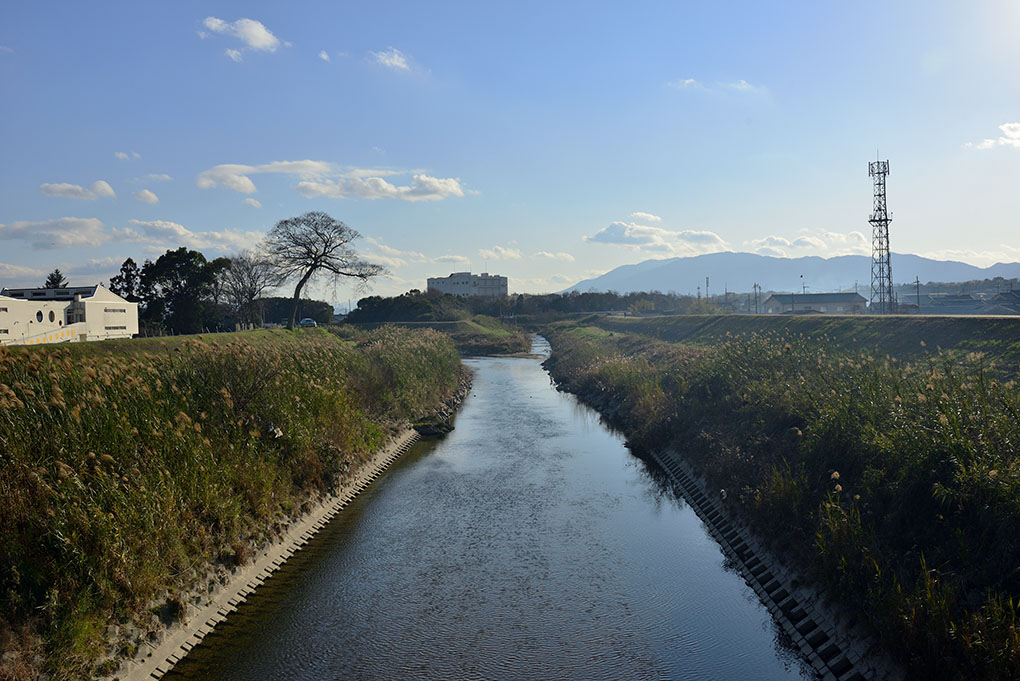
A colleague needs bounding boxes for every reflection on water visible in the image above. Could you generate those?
[168,336,816,681]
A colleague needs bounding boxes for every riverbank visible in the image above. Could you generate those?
[0,327,466,680]
[111,428,421,681]
[341,316,531,356]
[542,321,1020,681]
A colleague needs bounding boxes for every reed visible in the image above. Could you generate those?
[545,323,1020,680]
[0,327,464,680]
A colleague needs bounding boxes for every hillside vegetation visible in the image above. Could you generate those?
[544,318,1020,680]
[0,327,465,680]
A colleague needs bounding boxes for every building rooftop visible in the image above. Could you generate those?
[0,285,100,300]
[765,292,866,304]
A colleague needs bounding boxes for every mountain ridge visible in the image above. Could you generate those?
[562,252,1020,295]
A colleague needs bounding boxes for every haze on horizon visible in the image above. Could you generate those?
[2,1,1019,304]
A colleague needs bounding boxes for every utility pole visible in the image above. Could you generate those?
[705,276,710,301]
[752,282,761,314]
[869,158,894,313]
[915,276,921,313]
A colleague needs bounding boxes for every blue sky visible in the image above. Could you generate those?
[2,1,1019,301]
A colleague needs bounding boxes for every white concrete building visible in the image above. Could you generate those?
[427,272,508,298]
[0,284,139,346]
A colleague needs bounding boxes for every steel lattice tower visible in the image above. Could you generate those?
[869,159,894,314]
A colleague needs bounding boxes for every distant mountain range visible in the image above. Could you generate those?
[562,252,1020,295]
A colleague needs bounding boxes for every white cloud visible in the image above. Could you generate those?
[296,173,466,202]
[362,237,427,268]
[742,230,869,258]
[344,167,405,178]
[964,122,1020,150]
[668,78,766,94]
[629,211,662,223]
[667,78,700,89]
[433,254,470,264]
[478,246,521,260]
[0,217,110,249]
[124,219,263,252]
[68,256,122,276]
[197,160,333,194]
[534,251,575,262]
[198,160,469,202]
[91,181,115,198]
[114,151,141,160]
[318,50,330,62]
[723,79,764,92]
[365,237,426,262]
[586,221,728,255]
[203,17,280,60]
[133,189,159,204]
[244,198,262,208]
[39,180,116,200]
[0,216,265,254]
[225,48,243,63]
[0,46,14,54]
[146,173,173,182]
[0,262,45,282]
[370,47,410,71]
[917,245,1020,268]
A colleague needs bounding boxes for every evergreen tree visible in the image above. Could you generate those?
[44,269,68,288]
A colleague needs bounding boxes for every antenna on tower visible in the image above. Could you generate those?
[869,158,894,314]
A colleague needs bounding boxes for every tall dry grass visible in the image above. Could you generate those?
[0,327,463,679]
[545,324,1020,680]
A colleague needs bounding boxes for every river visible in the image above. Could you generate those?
[167,337,816,680]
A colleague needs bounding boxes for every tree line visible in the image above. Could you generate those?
[99,212,381,335]
[347,289,702,324]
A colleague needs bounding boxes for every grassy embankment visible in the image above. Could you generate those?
[346,314,531,355]
[544,315,1020,681]
[0,327,465,680]
[589,313,1020,370]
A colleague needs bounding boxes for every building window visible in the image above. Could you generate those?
[48,310,56,322]
[36,311,43,322]
[0,329,8,335]
[0,307,6,312]
[105,325,127,330]
[104,308,126,313]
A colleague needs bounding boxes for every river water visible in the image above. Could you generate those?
[168,338,815,680]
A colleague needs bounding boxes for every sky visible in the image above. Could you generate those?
[2,1,1020,304]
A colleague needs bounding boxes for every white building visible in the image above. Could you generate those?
[0,284,139,346]
[427,272,508,298]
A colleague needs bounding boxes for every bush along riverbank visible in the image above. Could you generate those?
[0,327,466,680]
[542,322,1020,681]
[341,316,531,356]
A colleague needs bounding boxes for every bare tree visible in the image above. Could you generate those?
[265,212,383,329]
[223,250,280,327]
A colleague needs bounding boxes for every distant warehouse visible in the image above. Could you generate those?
[0,284,138,346]
[763,292,867,314]
[427,272,508,298]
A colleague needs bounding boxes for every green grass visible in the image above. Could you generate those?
[544,321,1020,680]
[0,327,465,680]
